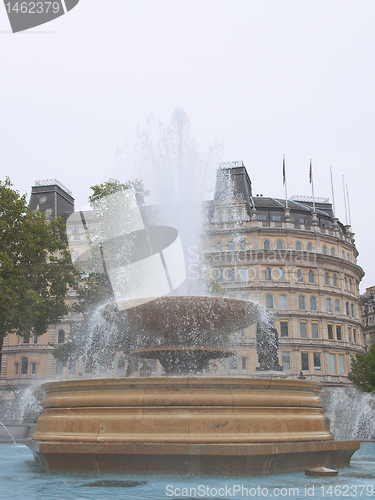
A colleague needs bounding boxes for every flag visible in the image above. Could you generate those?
[309,160,312,184]
[282,156,286,185]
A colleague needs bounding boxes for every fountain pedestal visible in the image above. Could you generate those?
[26,377,359,474]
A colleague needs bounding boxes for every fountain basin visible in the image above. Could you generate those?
[26,377,359,474]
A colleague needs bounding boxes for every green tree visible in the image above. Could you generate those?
[348,344,375,392]
[0,178,76,368]
[53,179,148,374]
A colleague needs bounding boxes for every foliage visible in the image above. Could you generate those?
[348,344,375,392]
[88,178,149,206]
[0,178,76,351]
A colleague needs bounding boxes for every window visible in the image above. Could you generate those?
[346,302,350,315]
[230,356,238,370]
[336,325,342,341]
[240,240,247,251]
[241,293,250,301]
[351,303,355,317]
[33,335,38,344]
[353,328,357,343]
[265,294,274,309]
[344,277,348,289]
[342,251,345,260]
[322,245,328,255]
[216,269,224,283]
[281,352,291,371]
[218,210,223,223]
[347,253,350,261]
[308,270,315,284]
[313,353,321,371]
[228,241,234,251]
[20,357,28,375]
[310,296,317,311]
[300,322,307,338]
[301,352,309,371]
[334,299,340,314]
[22,334,30,344]
[240,268,248,282]
[272,215,281,221]
[276,240,284,250]
[295,241,302,251]
[278,268,285,282]
[264,267,272,281]
[333,274,338,287]
[330,353,336,372]
[297,269,304,283]
[240,329,246,338]
[55,360,64,375]
[278,294,287,310]
[228,268,235,282]
[117,357,125,375]
[15,363,19,375]
[348,327,352,343]
[149,359,157,372]
[31,363,37,375]
[311,323,319,339]
[215,242,222,252]
[298,295,306,310]
[228,209,234,222]
[330,247,336,256]
[326,298,332,313]
[241,357,247,370]
[306,242,313,252]
[263,239,271,250]
[280,321,289,337]
[338,354,345,374]
[57,329,65,344]
[238,210,243,222]
[325,272,330,286]
[349,279,353,292]
[327,324,334,340]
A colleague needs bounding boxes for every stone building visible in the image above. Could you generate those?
[202,162,365,384]
[360,286,375,348]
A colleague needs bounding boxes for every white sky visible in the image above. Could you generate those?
[1,1,374,290]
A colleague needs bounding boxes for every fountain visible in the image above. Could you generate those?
[25,294,360,474]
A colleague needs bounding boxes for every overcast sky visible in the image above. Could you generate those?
[1,1,374,290]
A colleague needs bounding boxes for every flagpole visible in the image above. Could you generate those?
[283,154,288,208]
[346,184,352,227]
[342,175,348,225]
[310,159,315,212]
[330,166,336,218]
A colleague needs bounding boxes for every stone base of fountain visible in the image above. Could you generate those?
[26,377,360,474]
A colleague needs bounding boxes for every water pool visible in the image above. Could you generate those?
[0,442,374,500]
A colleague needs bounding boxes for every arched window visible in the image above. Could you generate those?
[297,269,304,283]
[228,241,234,251]
[240,268,248,282]
[278,294,287,310]
[276,240,284,250]
[334,299,341,314]
[263,239,271,250]
[306,242,313,252]
[333,274,338,287]
[351,303,355,317]
[228,209,234,222]
[298,295,306,310]
[57,329,65,344]
[265,294,274,309]
[117,357,125,375]
[240,240,247,251]
[218,210,223,223]
[295,241,302,251]
[330,247,336,256]
[308,270,315,284]
[310,296,317,311]
[264,267,272,281]
[228,268,236,282]
[346,301,350,315]
[278,268,285,282]
[215,241,222,252]
[20,357,28,375]
[349,279,352,292]
[326,298,332,313]
[322,245,328,255]
[325,272,330,286]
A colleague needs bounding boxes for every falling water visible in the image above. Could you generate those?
[0,421,16,444]
[322,387,375,440]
